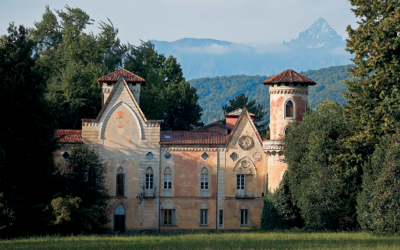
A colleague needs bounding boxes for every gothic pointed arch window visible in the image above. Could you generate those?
[285,100,294,118]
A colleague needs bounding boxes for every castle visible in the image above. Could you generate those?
[55,68,316,233]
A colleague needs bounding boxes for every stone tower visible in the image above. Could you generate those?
[262,69,316,191]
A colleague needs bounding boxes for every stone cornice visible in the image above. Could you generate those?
[162,147,226,152]
[269,90,308,95]
[263,140,283,153]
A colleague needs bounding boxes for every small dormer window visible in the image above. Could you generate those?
[286,100,294,118]
[164,135,173,140]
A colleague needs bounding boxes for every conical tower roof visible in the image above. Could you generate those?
[262,69,316,86]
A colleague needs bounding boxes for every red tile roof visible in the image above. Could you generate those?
[55,130,82,143]
[262,69,316,85]
[98,68,146,86]
[160,131,228,145]
[225,108,255,117]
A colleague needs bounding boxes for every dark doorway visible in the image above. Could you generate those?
[114,205,126,233]
[114,215,125,233]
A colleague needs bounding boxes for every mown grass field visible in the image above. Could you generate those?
[1,231,400,250]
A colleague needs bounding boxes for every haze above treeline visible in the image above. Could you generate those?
[151,18,352,80]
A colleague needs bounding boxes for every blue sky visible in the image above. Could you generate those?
[0,0,359,46]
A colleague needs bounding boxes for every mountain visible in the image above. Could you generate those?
[151,18,352,80]
[283,18,345,49]
[189,65,353,125]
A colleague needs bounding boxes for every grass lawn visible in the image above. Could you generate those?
[1,231,400,249]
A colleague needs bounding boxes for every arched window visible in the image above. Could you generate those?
[116,167,125,197]
[164,167,172,197]
[145,167,154,197]
[200,167,209,197]
[286,100,294,118]
[164,167,172,190]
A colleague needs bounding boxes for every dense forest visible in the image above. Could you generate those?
[190,64,354,124]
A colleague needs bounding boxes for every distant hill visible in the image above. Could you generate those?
[152,18,352,80]
[189,65,354,125]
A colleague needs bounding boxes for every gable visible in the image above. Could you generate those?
[226,109,263,150]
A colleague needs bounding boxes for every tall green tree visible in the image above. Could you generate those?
[358,135,400,234]
[222,93,268,134]
[125,41,204,130]
[31,5,129,129]
[339,0,400,207]
[51,143,109,234]
[281,101,352,230]
[0,23,59,237]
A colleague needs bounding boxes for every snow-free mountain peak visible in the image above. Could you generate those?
[283,17,344,49]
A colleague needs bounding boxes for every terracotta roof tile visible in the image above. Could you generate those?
[160,131,228,145]
[98,68,146,86]
[55,129,82,143]
[225,108,255,117]
[262,69,316,85]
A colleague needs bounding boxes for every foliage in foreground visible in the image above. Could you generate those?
[261,174,303,230]
[358,135,400,235]
[281,101,353,230]
[0,23,59,237]
[50,143,109,234]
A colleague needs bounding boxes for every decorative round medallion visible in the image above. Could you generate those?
[238,136,254,150]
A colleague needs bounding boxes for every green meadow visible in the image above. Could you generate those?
[1,231,400,250]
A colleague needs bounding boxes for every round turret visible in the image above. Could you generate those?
[262,69,316,140]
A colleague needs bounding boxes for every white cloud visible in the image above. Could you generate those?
[254,43,293,54]
[174,43,250,55]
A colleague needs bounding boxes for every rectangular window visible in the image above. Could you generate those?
[200,209,208,226]
[164,173,171,189]
[237,174,245,196]
[162,209,175,225]
[145,173,154,196]
[201,174,208,190]
[219,210,223,227]
[116,174,124,196]
[241,209,248,226]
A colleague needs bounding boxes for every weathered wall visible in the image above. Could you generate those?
[160,148,219,229]
[82,79,161,233]
[224,114,267,229]
[269,84,308,140]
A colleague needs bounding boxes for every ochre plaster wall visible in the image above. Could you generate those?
[269,84,308,140]
[160,149,218,229]
[224,114,267,229]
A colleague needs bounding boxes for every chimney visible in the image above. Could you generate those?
[224,108,255,129]
[215,119,220,124]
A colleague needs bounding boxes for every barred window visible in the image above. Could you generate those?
[200,209,208,226]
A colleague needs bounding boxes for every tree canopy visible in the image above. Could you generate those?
[0,23,59,237]
[222,93,268,135]
[30,5,129,129]
[125,41,204,130]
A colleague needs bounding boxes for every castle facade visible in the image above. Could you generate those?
[56,68,316,233]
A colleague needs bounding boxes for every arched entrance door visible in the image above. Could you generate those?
[114,205,126,233]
